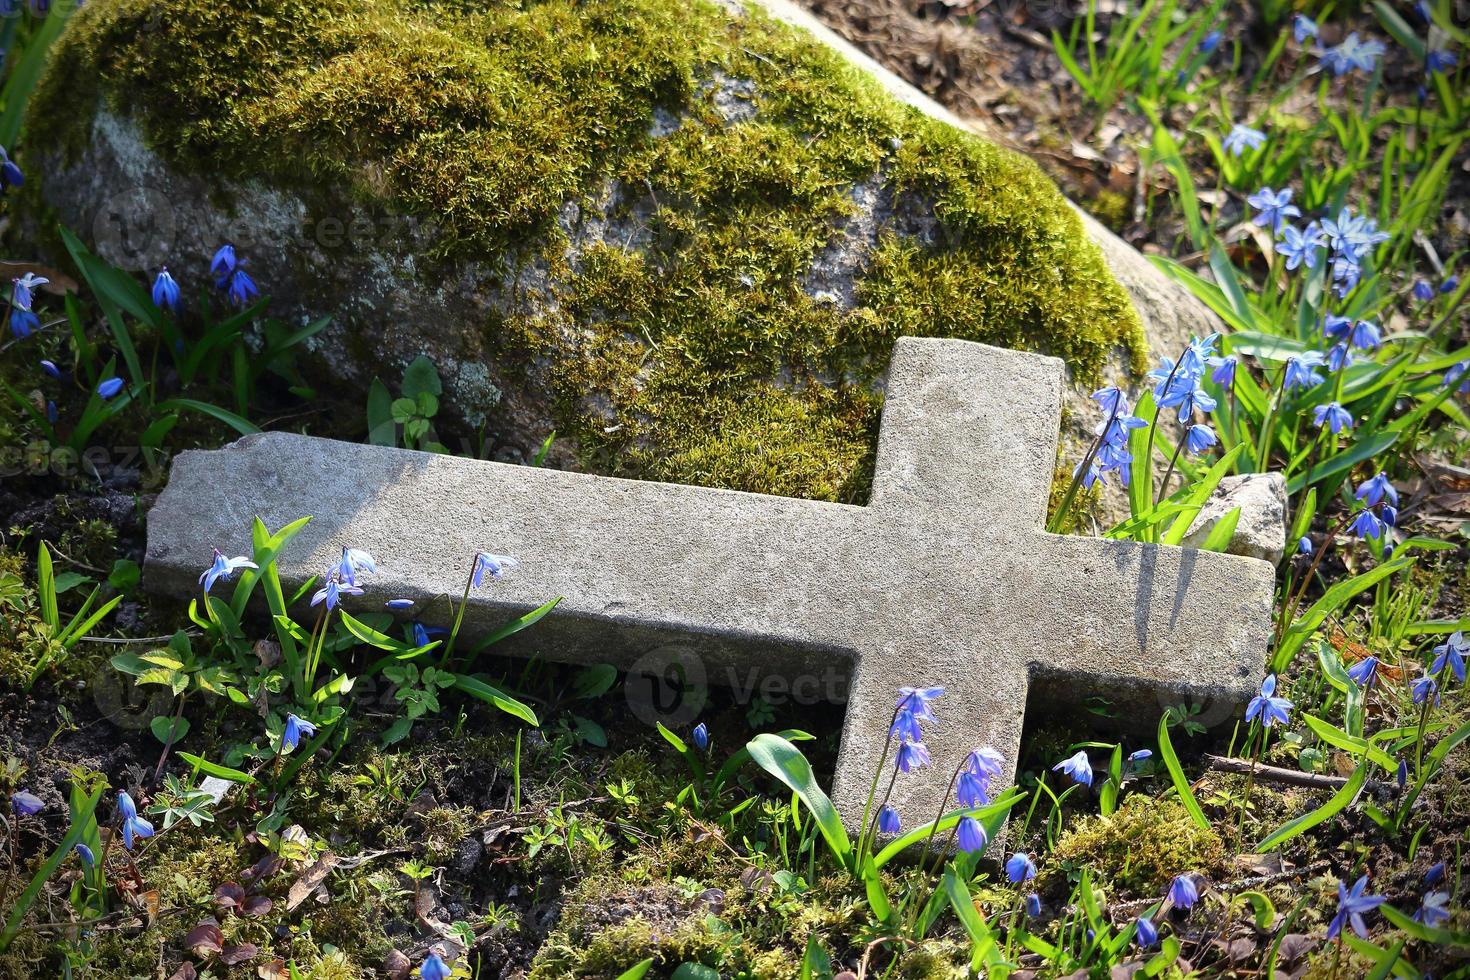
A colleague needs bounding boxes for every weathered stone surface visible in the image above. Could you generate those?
[31,0,1212,509]
[1183,473,1289,565]
[145,338,1272,827]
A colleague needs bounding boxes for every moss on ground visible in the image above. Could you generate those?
[1048,795,1227,896]
[33,0,1143,501]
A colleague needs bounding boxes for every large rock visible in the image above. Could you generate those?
[27,0,1212,504]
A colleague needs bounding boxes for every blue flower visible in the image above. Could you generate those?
[1427,49,1456,74]
[1314,402,1353,434]
[282,713,317,752]
[199,548,258,593]
[152,268,181,312]
[895,740,930,773]
[97,377,125,400]
[1053,750,1092,786]
[1413,279,1434,301]
[75,843,95,867]
[1411,674,1439,707]
[1024,893,1042,917]
[1168,874,1200,910]
[1413,0,1432,22]
[1321,33,1386,76]
[1350,509,1385,540]
[0,146,23,188]
[1331,256,1362,297]
[312,576,364,611]
[1415,891,1450,927]
[1327,343,1353,373]
[421,953,453,980]
[1127,748,1152,765]
[1197,30,1222,54]
[890,709,923,743]
[45,401,57,424]
[1355,472,1398,508]
[956,816,988,853]
[1092,385,1127,415]
[1178,387,1217,418]
[11,790,43,815]
[1246,674,1292,728]
[210,244,237,280]
[1223,124,1267,157]
[877,805,900,835]
[1282,352,1325,391]
[1442,275,1459,294]
[1006,852,1036,883]
[957,769,991,808]
[40,359,60,380]
[1298,536,1313,554]
[1208,355,1237,386]
[1247,186,1300,234]
[966,746,1005,778]
[691,723,709,751]
[1348,319,1380,350]
[472,552,519,587]
[9,308,37,339]
[1134,915,1158,947]
[1431,631,1467,684]
[385,598,415,610]
[412,623,432,648]
[1184,423,1217,455]
[1426,862,1446,886]
[1347,656,1381,688]
[12,272,46,311]
[1277,223,1322,270]
[336,546,377,586]
[896,686,944,721]
[1292,13,1317,43]
[225,267,259,307]
[1327,875,1385,939]
[1443,361,1469,394]
[117,791,154,851]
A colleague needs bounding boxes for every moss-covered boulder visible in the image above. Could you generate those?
[31,0,1148,500]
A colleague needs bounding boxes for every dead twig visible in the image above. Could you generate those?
[1204,754,1395,795]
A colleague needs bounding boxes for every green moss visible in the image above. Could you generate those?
[1049,795,1226,896]
[34,0,1144,501]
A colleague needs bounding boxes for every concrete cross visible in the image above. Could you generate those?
[145,338,1273,826]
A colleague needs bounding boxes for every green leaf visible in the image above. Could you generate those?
[1286,430,1399,495]
[1274,558,1411,673]
[1236,891,1276,929]
[613,960,654,980]
[1370,1,1425,59]
[0,778,105,952]
[1257,761,1367,851]
[745,734,851,868]
[943,866,998,973]
[712,729,814,789]
[1162,445,1246,545]
[366,379,396,447]
[401,355,443,399]
[670,965,718,980]
[1380,902,1470,946]
[800,932,832,980]
[467,597,562,656]
[1159,712,1209,830]
[150,714,190,745]
[872,789,1023,868]
[450,674,539,726]
[178,752,258,785]
[156,398,261,436]
[37,542,58,630]
[572,664,618,700]
[1197,506,1241,553]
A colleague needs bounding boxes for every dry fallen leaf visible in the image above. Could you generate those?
[286,852,339,912]
[185,922,224,957]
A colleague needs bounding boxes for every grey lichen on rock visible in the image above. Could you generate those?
[30,0,1146,500]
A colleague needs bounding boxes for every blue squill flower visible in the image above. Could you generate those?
[1327,875,1385,939]
[1053,750,1092,786]
[1426,862,1446,886]
[412,623,432,648]
[1247,186,1300,233]
[9,308,37,338]
[1208,355,1237,386]
[1282,352,1325,391]
[1127,748,1152,765]
[210,244,237,280]
[1025,893,1041,917]
[1411,674,1439,707]
[1169,874,1200,910]
[1197,30,1222,54]
[282,713,317,752]
[1178,388,1217,418]
[877,805,900,835]
[1184,424,1217,454]
[12,272,46,311]
[1350,509,1385,540]
[1442,275,1460,294]
[1321,33,1386,76]
[75,843,95,867]
[1314,402,1353,434]
[1427,49,1457,74]
[1355,473,1398,508]
[1331,256,1362,297]
[890,709,923,743]
[1348,656,1381,688]
[152,268,181,312]
[1431,631,1467,684]
[385,598,415,610]
[1006,853,1036,883]
[1224,124,1267,157]
[1416,891,1450,927]
[1298,536,1313,555]
[957,769,991,808]
[0,147,22,188]
[691,723,709,751]
[336,546,377,585]
[1348,319,1381,350]
[1277,224,1322,270]
[1323,314,1352,343]
[895,740,930,773]
[1292,13,1316,43]
[472,552,519,587]
[421,953,453,980]
[1135,916,1158,947]
[199,549,258,593]
[956,816,988,853]
[97,377,125,399]
[11,790,43,815]
[225,267,259,307]
[1327,343,1353,373]
[1413,279,1434,301]
[1246,674,1292,728]
[312,576,364,611]
[896,686,944,722]
[40,359,60,380]
[117,791,154,851]
[1443,361,1469,394]
[966,746,1005,778]
[1092,385,1127,416]
[45,401,57,424]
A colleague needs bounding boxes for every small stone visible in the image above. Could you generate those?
[382,949,411,980]
[1182,472,1288,564]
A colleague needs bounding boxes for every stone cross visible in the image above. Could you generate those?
[145,339,1273,826]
